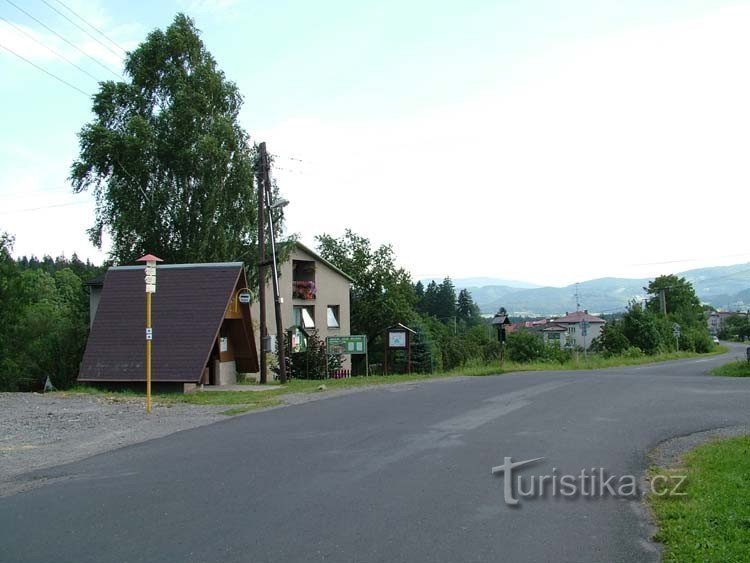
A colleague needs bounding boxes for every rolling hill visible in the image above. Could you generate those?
[455,263,750,316]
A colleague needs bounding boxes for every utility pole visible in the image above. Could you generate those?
[258,142,287,384]
[257,148,268,384]
[575,283,581,312]
[659,289,667,316]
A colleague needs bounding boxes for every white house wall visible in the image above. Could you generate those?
[249,246,352,377]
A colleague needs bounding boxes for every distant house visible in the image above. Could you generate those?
[548,310,605,350]
[541,324,568,347]
[250,242,354,377]
[707,311,747,335]
[506,318,550,334]
[80,262,258,391]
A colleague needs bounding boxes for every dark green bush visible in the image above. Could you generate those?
[506,330,546,362]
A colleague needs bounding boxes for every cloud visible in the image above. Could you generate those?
[257,4,750,286]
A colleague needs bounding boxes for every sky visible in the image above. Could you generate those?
[1,0,749,287]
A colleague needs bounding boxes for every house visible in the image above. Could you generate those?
[507,318,550,334]
[707,311,747,335]
[541,324,568,347]
[548,310,605,350]
[79,262,258,391]
[250,242,353,377]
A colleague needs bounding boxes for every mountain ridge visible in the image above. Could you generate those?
[449,263,750,316]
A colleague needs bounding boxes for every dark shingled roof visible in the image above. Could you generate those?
[79,263,257,383]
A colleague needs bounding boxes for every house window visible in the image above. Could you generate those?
[327,305,340,328]
[292,260,316,300]
[292,260,316,282]
[568,326,576,334]
[294,306,315,329]
[292,260,316,299]
[547,332,560,340]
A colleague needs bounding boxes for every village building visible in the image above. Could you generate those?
[250,242,353,377]
[548,310,605,349]
[707,310,748,335]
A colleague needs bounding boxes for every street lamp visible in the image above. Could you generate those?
[136,253,163,413]
[269,198,289,209]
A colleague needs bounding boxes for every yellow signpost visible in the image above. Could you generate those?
[137,254,163,413]
[146,291,152,412]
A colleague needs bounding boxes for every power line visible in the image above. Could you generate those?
[0,41,90,96]
[4,0,122,80]
[41,0,122,59]
[51,0,127,54]
[0,200,88,215]
[0,14,101,83]
[629,251,750,267]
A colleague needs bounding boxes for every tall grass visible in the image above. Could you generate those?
[711,360,750,377]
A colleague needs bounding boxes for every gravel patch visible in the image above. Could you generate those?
[649,424,750,469]
[0,377,471,496]
[0,392,226,493]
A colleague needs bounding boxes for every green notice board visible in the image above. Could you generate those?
[326,335,367,355]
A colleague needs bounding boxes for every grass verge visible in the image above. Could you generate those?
[163,391,283,414]
[275,347,727,391]
[59,346,726,405]
[59,385,283,414]
[648,435,750,562]
[711,360,750,377]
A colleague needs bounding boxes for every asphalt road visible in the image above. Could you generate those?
[2,345,750,563]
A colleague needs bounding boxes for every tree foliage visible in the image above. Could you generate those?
[645,275,704,327]
[457,288,481,325]
[71,14,268,266]
[316,229,416,347]
[719,314,750,341]
[314,231,498,373]
[505,330,547,363]
[592,278,714,356]
[0,232,102,391]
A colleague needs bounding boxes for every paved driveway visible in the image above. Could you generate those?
[2,345,749,562]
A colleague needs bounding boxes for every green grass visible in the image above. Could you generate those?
[61,347,727,405]
[57,385,283,413]
[218,402,281,416]
[496,346,727,373]
[157,390,283,414]
[648,435,750,562]
[235,347,724,395]
[711,360,750,377]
